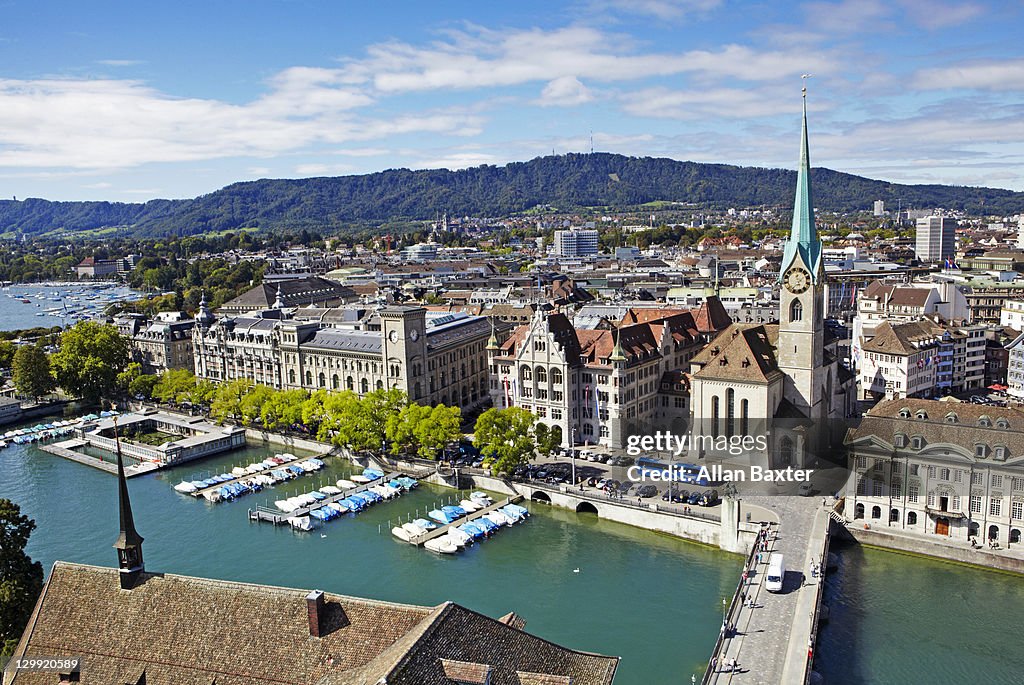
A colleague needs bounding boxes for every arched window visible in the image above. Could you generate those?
[318,372,326,388]
[551,368,563,385]
[332,374,339,390]
[288,369,296,384]
[780,436,793,466]
[535,366,547,383]
[855,503,865,519]
[376,380,383,391]
[871,506,881,519]
[790,300,803,322]
[711,396,720,438]
[305,370,312,386]
[346,376,354,391]
[726,388,735,437]
[907,511,918,525]
[890,508,900,523]
[361,378,369,394]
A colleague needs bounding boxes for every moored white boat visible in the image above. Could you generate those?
[173,481,197,493]
[350,474,371,483]
[445,528,472,547]
[424,537,458,554]
[392,526,413,542]
[337,479,357,489]
[402,522,428,539]
[459,499,482,512]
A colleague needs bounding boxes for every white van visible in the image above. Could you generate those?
[765,553,785,592]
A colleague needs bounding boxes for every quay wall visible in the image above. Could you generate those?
[243,429,334,455]
[847,526,1024,575]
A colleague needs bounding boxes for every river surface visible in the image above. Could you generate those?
[0,425,742,684]
[816,542,1024,685]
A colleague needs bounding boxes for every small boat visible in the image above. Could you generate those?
[485,511,513,527]
[428,509,457,525]
[475,517,500,534]
[320,485,342,496]
[392,526,413,542]
[337,479,357,489]
[445,528,472,547]
[499,505,525,523]
[459,522,487,540]
[350,474,371,483]
[424,538,458,554]
[459,499,482,512]
[503,503,529,519]
[402,522,428,539]
[288,516,316,531]
[413,518,437,531]
[470,491,493,506]
[173,481,197,493]
[442,505,467,519]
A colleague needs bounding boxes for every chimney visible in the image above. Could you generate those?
[307,590,325,638]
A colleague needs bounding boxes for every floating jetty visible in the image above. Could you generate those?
[39,439,157,478]
[183,454,324,502]
[248,471,409,525]
[408,495,525,548]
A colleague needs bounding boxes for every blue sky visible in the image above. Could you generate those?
[1,0,1022,202]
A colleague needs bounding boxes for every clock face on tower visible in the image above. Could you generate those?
[388,330,400,343]
[784,266,811,294]
[410,329,419,342]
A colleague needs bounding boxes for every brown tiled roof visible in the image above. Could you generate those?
[690,296,732,334]
[9,563,618,685]
[887,288,931,307]
[690,324,782,383]
[861,320,942,356]
[440,659,492,683]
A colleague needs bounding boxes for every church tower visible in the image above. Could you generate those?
[112,418,145,590]
[777,84,826,418]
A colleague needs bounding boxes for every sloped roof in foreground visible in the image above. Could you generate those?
[7,562,618,685]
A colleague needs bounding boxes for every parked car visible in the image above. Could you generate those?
[636,485,658,498]
[686,491,703,505]
[700,490,720,506]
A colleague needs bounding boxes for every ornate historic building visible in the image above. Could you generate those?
[193,295,491,412]
[114,311,195,374]
[487,300,730,449]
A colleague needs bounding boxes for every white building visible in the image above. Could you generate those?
[844,399,1024,547]
[553,228,599,258]
[1000,300,1024,329]
[873,200,885,216]
[915,216,957,263]
[1006,332,1024,400]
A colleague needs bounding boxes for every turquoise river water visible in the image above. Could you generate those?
[0,432,741,684]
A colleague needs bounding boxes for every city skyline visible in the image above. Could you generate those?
[1,0,1022,201]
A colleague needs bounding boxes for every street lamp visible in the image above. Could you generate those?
[571,426,577,486]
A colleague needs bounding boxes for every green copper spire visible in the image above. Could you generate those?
[780,81,822,283]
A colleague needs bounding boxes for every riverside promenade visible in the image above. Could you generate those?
[705,497,830,685]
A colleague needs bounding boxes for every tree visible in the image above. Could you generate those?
[260,389,309,431]
[0,499,44,665]
[413,404,462,459]
[12,344,54,402]
[473,407,536,475]
[116,361,144,397]
[239,384,274,425]
[301,389,330,436]
[535,423,562,458]
[386,403,432,456]
[152,369,197,404]
[210,378,254,424]
[50,321,131,405]
[185,379,216,408]
[0,340,16,369]
[128,374,159,400]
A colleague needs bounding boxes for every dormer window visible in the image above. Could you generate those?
[996,418,1009,430]
[978,416,992,428]
[894,433,906,448]
[944,412,958,424]
[911,436,923,450]
[898,409,911,419]
[976,444,988,458]
[994,446,1008,461]
[916,411,928,420]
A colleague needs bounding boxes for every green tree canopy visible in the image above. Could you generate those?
[128,373,160,400]
[0,340,16,369]
[152,369,197,404]
[12,344,54,402]
[260,389,309,431]
[50,321,131,405]
[0,499,44,665]
[473,407,536,475]
[210,378,254,424]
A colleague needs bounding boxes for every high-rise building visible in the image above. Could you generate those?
[553,228,599,257]
[873,200,885,216]
[915,216,957,262]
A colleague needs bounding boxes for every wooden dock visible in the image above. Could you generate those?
[39,440,158,478]
[191,455,324,499]
[410,496,524,546]
[248,472,407,524]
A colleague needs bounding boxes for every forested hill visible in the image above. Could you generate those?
[3,153,1024,237]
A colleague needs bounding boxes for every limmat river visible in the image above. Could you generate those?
[0,427,741,684]
[816,542,1024,685]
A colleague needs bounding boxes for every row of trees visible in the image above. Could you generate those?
[9,321,132,405]
[0,500,43,666]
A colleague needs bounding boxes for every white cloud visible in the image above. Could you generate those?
[96,59,145,67]
[586,0,722,20]
[621,85,804,119]
[914,58,1024,91]
[536,76,593,106]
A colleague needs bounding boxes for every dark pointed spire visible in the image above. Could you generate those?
[112,417,145,588]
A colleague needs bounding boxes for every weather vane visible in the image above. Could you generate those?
[801,73,813,97]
